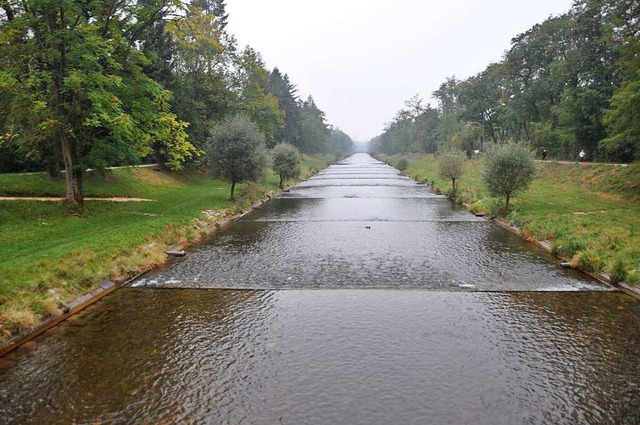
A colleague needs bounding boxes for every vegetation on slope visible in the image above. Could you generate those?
[0,155,333,341]
[388,154,640,286]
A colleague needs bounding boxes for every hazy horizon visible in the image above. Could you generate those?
[226,0,574,142]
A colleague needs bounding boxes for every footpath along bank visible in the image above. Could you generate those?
[0,155,334,349]
[382,154,640,292]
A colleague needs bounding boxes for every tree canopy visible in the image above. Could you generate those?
[0,0,353,207]
[205,115,269,199]
[370,0,639,163]
[483,143,536,209]
[271,143,301,189]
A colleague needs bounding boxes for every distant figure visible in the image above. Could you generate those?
[542,149,548,161]
[579,150,586,162]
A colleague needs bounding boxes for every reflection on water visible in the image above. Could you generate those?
[0,154,637,425]
[1,290,639,425]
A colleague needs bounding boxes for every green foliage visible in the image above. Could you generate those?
[396,157,409,171]
[438,149,466,196]
[571,249,604,273]
[370,2,639,164]
[0,0,195,206]
[272,143,301,188]
[393,153,640,286]
[0,154,333,338]
[205,115,270,199]
[551,235,588,258]
[483,143,536,208]
[606,256,628,284]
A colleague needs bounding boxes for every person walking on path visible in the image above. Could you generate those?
[579,150,585,162]
[542,149,548,161]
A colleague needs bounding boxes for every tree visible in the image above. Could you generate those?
[206,115,270,199]
[268,68,302,146]
[271,143,301,188]
[329,127,354,155]
[166,2,234,150]
[483,142,536,210]
[235,48,285,146]
[299,96,330,153]
[0,0,195,209]
[438,149,467,197]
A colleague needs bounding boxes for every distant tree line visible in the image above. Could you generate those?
[0,0,354,206]
[370,0,639,163]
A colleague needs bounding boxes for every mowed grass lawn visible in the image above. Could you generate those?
[393,154,640,284]
[0,155,333,338]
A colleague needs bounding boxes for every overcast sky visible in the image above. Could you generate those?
[226,0,574,142]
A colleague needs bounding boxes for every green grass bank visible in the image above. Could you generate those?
[0,155,334,341]
[384,154,640,286]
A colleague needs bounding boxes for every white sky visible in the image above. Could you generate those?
[226,0,574,142]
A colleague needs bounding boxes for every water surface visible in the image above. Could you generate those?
[1,153,637,425]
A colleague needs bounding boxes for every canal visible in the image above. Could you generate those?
[1,154,639,424]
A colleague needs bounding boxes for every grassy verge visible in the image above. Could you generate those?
[0,154,334,341]
[383,154,640,286]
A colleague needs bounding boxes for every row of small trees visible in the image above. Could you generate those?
[207,115,302,199]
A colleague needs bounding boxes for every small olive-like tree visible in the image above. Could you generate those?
[483,142,536,209]
[272,143,301,188]
[206,115,270,199]
[438,148,467,197]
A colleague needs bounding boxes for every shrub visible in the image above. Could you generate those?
[438,148,466,198]
[396,157,409,171]
[205,115,270,199]
[483,142,536,210]
[606,256,628,284]
[571,249,604,272]
[272,143,301,189]
[627,270,640,285]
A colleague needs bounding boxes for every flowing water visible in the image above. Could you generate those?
[1,154,639,424]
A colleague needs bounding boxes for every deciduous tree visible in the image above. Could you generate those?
[206,115,269,199]
[271,143,301,188]
[438,149,467,197]
[483,142,536,209]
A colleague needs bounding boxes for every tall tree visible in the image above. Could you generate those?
[268,68,302,146]
[299,96,330,153]
[235,48,285,146]
[0,0,196,208]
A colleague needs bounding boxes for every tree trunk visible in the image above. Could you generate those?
[60,132,83,210]
[452,177,456,197]
[230,180,236,200]
[279,173,284,189]
[505,193,511,210]
[45,159,61,179]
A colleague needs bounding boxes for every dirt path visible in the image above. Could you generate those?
[0,197,154,202]
[536,159,628,166]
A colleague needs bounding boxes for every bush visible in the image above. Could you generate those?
[438,148,466,198]
[205,115,270,199]
[606,256,628,284]
[272,143,301,188]
[483,142,536,209]
[627,270,640,285]
[570,249,604,273]
[396,157,409,171]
